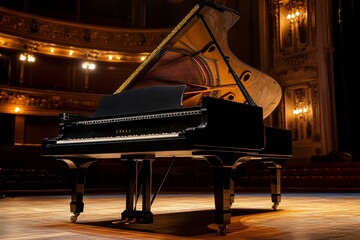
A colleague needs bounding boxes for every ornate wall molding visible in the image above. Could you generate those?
[274,53,318,82]
[0,85,102,116]
[0,7,169,61]
[284,54,307,72]
[270,0,315,56]
[267,0,332,160]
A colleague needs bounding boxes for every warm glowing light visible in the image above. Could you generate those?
[141,56,146,61]
[14,107,21,113]
[108,55,113,60]
[82,61,96,70]
[88,63,96,69]
[50,48,55,53]
[19,53,35,62]
[19,54,26,61]
[293,107,308,115]
[287,11,300,20]
[69,50,74,56]
[27,55,35,62]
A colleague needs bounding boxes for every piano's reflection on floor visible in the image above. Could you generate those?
[42,0,292,235]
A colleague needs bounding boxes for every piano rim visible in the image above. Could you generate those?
[43,149,292,161]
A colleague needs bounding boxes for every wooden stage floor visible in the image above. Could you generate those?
[1,191,360,239]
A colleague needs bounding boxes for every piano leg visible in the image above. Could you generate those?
[59,159,97,223]
[264,161,282,210]
[121,158,153,223]
[212,166,233,235]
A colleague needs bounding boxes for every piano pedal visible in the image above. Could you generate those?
[125,218,137,224]
[112,218,129,224]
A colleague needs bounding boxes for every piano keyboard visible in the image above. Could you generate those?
[56,132,180,144]
[73,109,203,126]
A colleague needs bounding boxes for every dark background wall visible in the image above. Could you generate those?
[332,0,359,160]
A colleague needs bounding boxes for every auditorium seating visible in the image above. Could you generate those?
[0,168,68,191]
[1,144,360,194]
[235,161,360,192]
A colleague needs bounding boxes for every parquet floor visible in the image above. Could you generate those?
[1,192,360,239]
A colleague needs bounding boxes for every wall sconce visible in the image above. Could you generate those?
[285,0,306,23]
[293,106,308,116]
[82,61,96,70]
[286,9,301,23]
[292,103,311,141]
[284,86,314,142]
[285,0,306,22]
[276,0,310,54]
[14,106,21,113]
[19,53,36,62]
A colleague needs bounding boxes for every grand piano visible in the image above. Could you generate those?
[42,0,292,235]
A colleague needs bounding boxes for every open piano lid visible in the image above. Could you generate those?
[113,0,281,119]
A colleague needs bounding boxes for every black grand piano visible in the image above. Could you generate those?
[42,1,292,235]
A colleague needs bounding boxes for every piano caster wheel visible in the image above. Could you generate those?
[70,213,80,223]
[272,202,279,210]
[217,225,227,236]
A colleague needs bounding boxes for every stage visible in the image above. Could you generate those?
[1,192,360,239]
